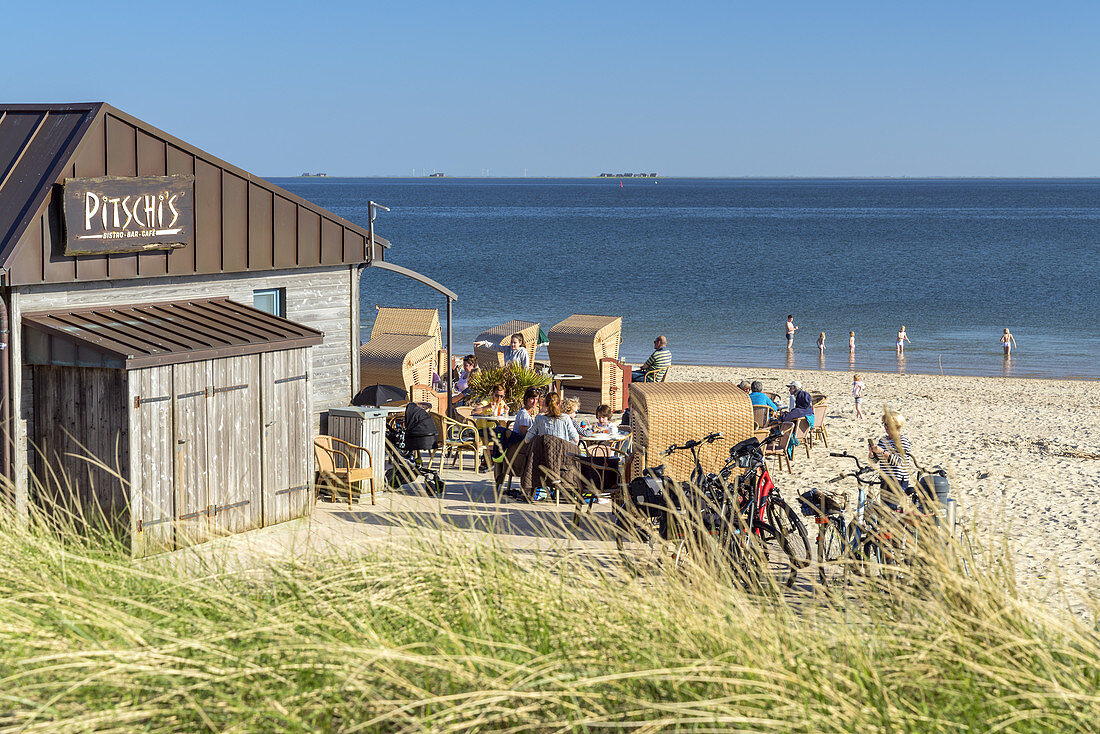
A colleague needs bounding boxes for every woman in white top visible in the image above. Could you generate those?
[525,392,579,444]
[476,332,530,370]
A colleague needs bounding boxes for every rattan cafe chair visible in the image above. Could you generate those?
[758,422,794,474]
[752,404,775,429]
[313,435,376,507]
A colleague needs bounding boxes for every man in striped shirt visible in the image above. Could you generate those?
[632,335,672,382]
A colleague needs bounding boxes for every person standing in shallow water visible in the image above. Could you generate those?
[896,325,911,355]
[1001,328,1017,356]
[786,315,798,349]
[848,331,855,352]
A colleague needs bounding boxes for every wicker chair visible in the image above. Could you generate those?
[547,314,624,413]
[410,383,448,414]
[793,417,813,459]
[759,422,795,474]
[627,382,755,483]
[752,404,775,429]
[360,307,442,395]
[474,320,540,370]
[811,403,829,449]
[313,435,376,507]
[429,411,482,472]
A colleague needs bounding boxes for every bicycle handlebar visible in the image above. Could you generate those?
[665,432,724,455]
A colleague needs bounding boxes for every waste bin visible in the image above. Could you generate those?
[327,407,387,503]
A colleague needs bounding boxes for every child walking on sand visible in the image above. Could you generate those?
[852,373,865,419]
[817,332,826,352]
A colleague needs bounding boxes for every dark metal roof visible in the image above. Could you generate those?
[0,103,390,285]
[0,104,101,270]
[23,297,324,369]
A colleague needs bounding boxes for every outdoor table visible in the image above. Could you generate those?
[550,373,583,394]
[579,430,628,442]
[473,414,518,423]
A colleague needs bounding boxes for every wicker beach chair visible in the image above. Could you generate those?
[627,382,755,483]
[474,320,540,371]
[547,314,625,413]
[359,307,442,395]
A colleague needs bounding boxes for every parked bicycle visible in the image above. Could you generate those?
[623,428,811,588]
[802,450,958,586]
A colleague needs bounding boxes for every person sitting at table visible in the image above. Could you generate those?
[512,387,540,437]
[593,404,614,433]
[561,397,592,437]
[451,355,478,405]
[777,381,814,426]
[749,381,779,411]
[737,380,751,393]
[631,335,672,382]
[476,333,530,369]
[525,392,579,445]
[478,383,509,416]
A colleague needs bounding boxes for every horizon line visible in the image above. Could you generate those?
[270,175,1100,181]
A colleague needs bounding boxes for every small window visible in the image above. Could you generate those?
[253,288,286,318]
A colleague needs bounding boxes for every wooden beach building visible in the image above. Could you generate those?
[0,102,454,555]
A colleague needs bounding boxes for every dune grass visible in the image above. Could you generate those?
[0,510,1098,733]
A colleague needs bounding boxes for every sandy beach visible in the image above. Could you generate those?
[668,364,1099,609]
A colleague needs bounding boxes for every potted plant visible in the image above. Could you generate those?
[466,365,552,411]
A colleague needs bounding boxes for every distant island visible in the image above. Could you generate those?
[299,172,329,177]
[599,172,658,178]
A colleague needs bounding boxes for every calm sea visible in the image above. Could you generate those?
[272,178,1100,380]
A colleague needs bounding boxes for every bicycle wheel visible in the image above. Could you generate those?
[816,516,846,586]
[724,522,771,589]
[767,498,812,571]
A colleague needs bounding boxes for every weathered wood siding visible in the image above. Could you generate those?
[172,359,211,547]
[260,348,312,525]
[16,265,353,474]
[129,366,175,557]
[209,355,262,536]
[31,365,129,526]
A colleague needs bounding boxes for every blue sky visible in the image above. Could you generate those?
[3,1,1098,177]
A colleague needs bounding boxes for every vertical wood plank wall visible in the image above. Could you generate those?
[31,366,129,525]
[260,348,312,525]
[15,265,353,486]
[209,355,262,536]
[129,367,175,556]
[124,349,312,557]
[172,360,211,546]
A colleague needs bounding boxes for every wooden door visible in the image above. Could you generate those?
[173,360,211,546]
[260,348,312,525]
[128,366,175,557]
[208,355,262,536]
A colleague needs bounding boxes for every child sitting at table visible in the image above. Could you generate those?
[593,404,614,433]
[561,397,592,437]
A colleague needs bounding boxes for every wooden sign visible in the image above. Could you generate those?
[62,174,195,255]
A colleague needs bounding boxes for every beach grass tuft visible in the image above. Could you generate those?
[0,510,1098,733]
